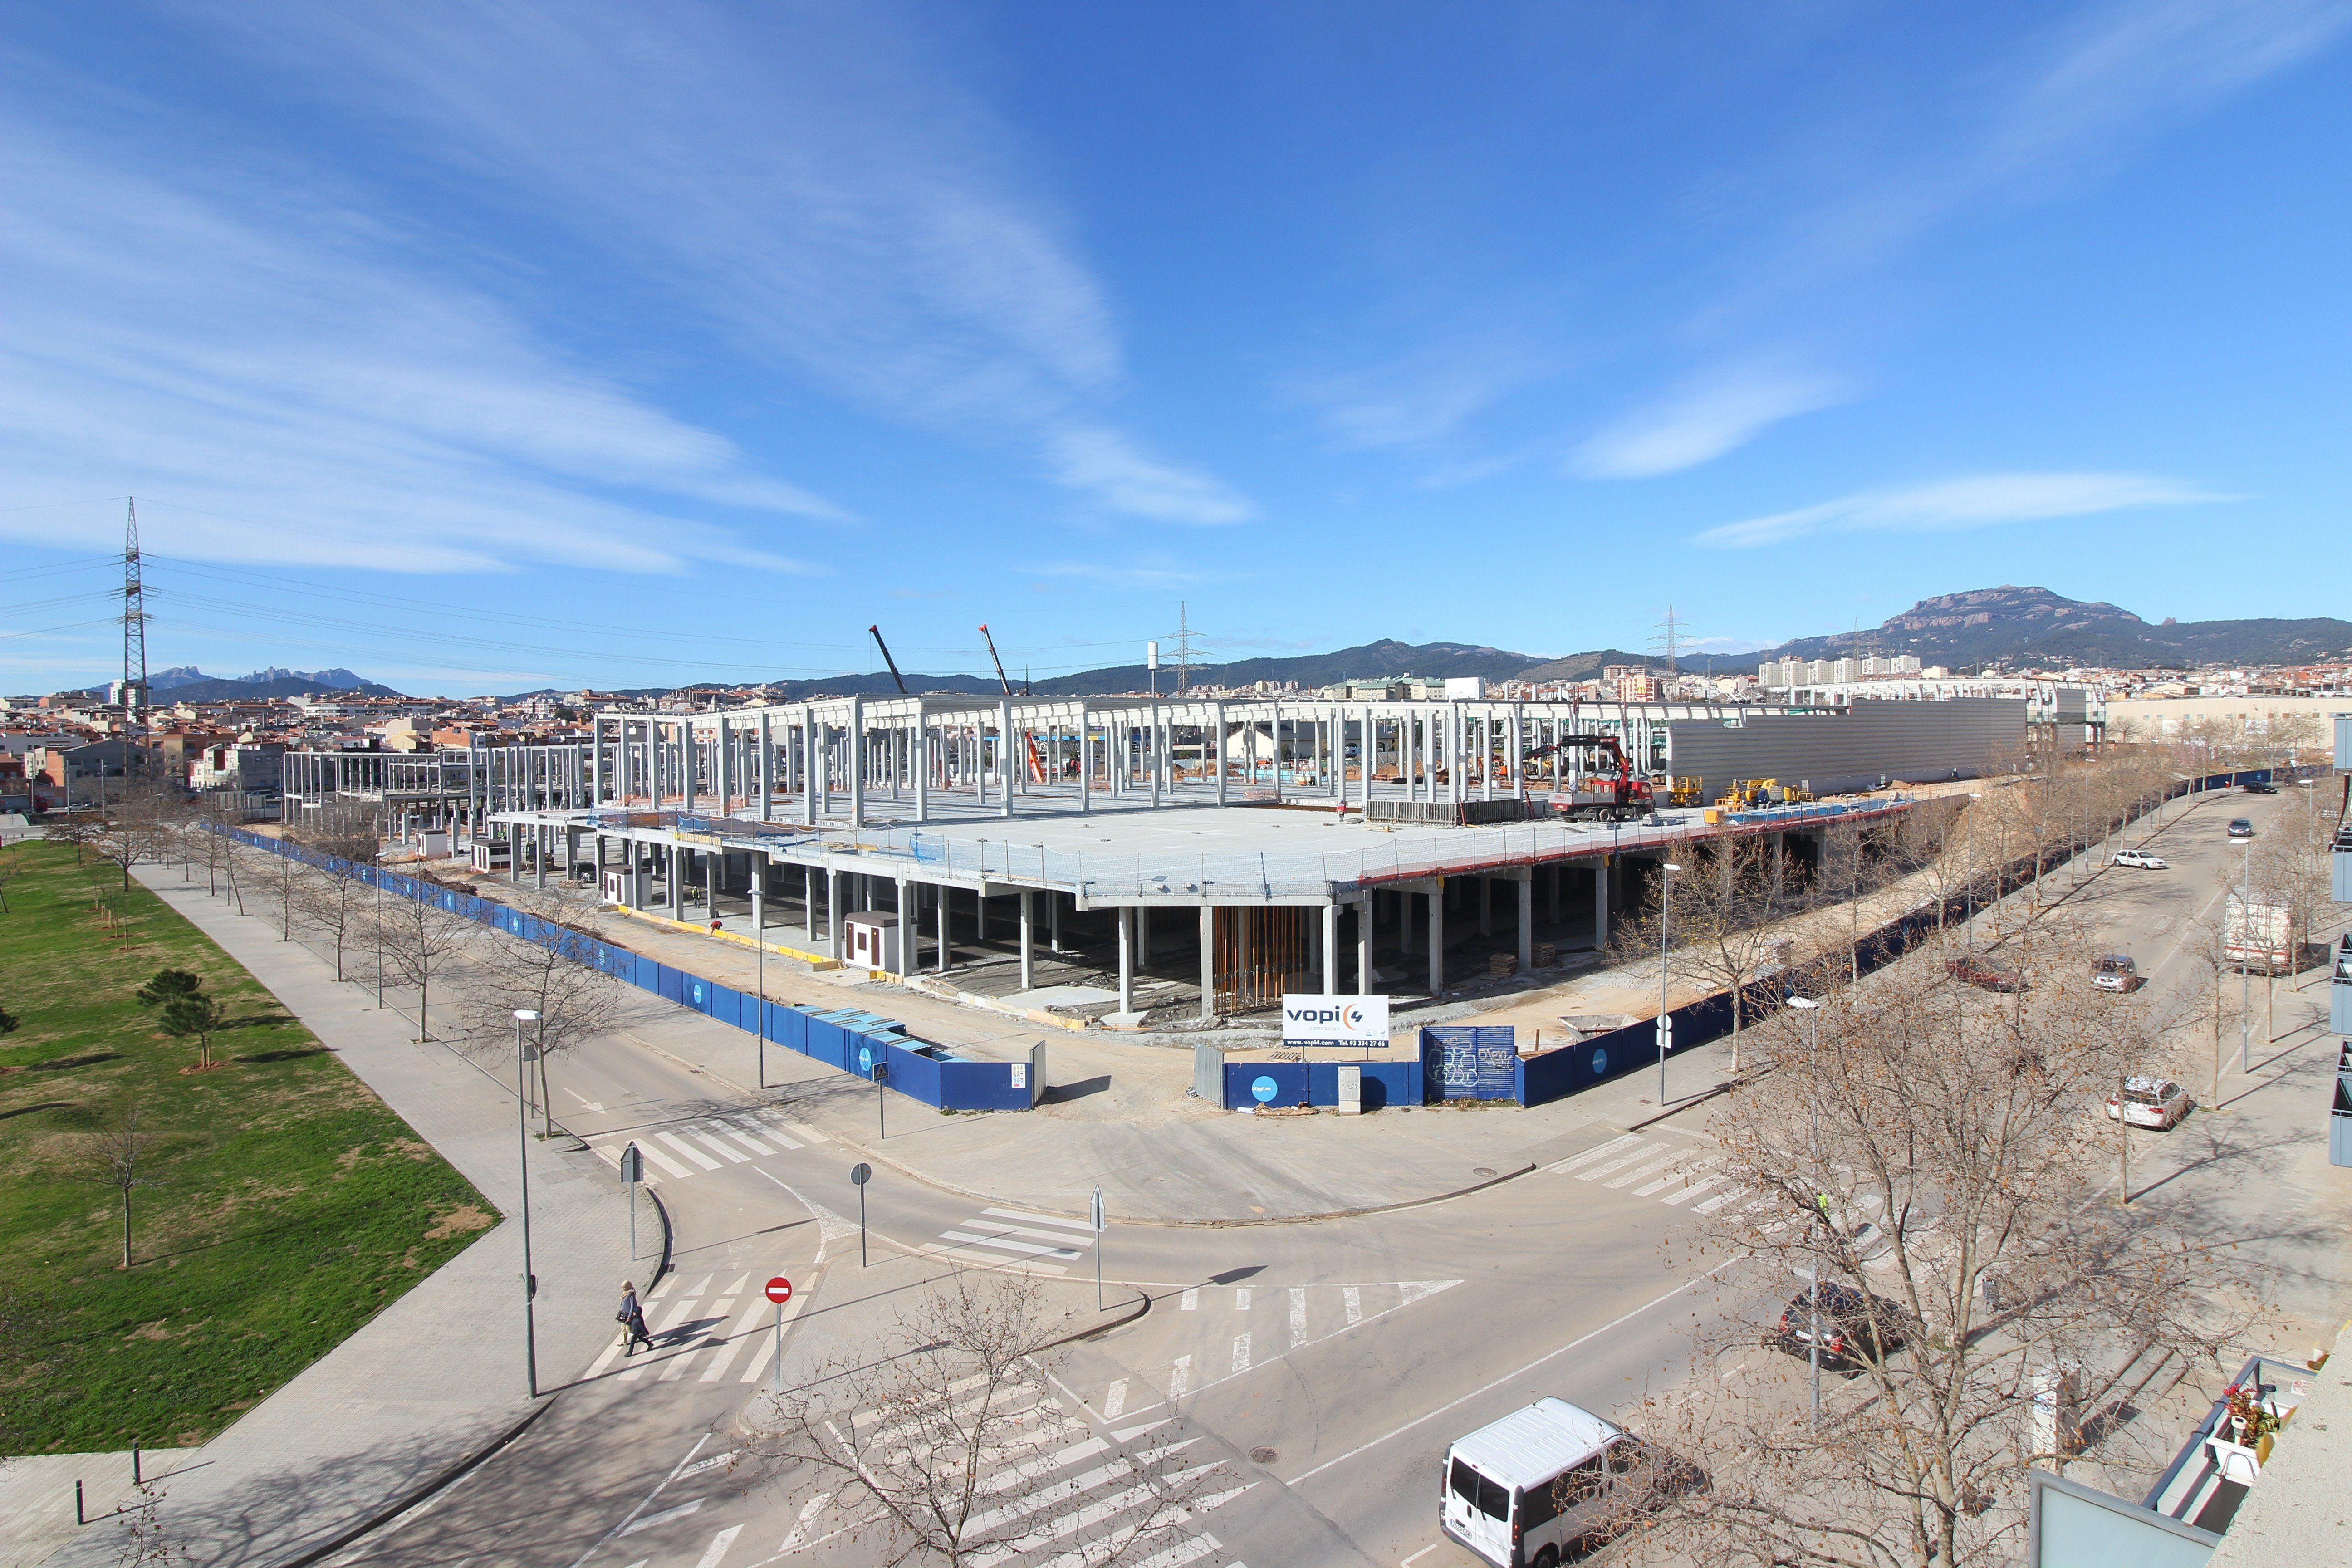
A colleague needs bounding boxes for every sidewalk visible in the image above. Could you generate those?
[33,868,634,1568]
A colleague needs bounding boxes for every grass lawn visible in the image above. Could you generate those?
[0,840,493,1454]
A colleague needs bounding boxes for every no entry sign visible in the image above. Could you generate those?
[764,1276,793,1304]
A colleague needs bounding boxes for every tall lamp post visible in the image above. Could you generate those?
[1658,862,1680,1105]
[514,1008,542,1397]
[1788,995,1822,1428]
[2236,834,2254,1075]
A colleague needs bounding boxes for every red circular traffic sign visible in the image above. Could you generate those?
[765,1276,793,1304]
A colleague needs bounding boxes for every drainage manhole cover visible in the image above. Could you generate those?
[1250,1447,1278,1464]
[1472,1166,1497,1178]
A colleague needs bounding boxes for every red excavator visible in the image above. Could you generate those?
[1526,733,1656,821]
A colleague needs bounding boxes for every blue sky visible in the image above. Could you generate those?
[4,1,2346,694]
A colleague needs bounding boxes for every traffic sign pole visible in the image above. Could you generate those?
[1091,1186,1106,1311]
[764,1277,793,1397]
[851,1162,873,1267]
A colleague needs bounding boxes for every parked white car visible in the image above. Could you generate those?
[2105,1077,2192,1130]
[2110,849,2167,869]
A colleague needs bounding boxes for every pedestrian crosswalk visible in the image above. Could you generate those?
[580,1270,808,1386]
[585,1108,826,1186]
[1102,1280,1461,1412]
[919,1204,1103,1276]
[1543,1133,1889,1239]
[773,1371,1250,1565]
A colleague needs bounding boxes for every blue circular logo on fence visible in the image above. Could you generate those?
[859,1045,874,1073]
[1251,1075,1279,1103]
[691,982,704,1005]
[1591,1047,1608,1076]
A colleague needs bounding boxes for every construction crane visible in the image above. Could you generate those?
[867,624,908,695]
[979,624,1049,783]
[1523,732,1656,821]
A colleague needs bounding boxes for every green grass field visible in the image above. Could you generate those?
[0,840,492,1453]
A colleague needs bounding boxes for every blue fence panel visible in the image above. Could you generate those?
[938,1060,1033,1112]
[650,965,681,1004]
[1420,1027,1518,1102]
[1224,1061,1313,1109]
[765,1002,809,1055]
[882,1043,942,1105]
[1362,1060,1416,1110]
[707,984,745,1031]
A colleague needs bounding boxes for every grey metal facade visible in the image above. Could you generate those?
[1663,697,2027,803]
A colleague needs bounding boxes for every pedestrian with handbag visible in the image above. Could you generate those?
[617,1280,653,1356]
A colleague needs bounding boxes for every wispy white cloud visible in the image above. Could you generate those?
[1032,557,1236,589]
[1576,363,1850,479]
[0,113,841,573]
[1290,335,1560,452]
[193,0,1247,524]
[1694,472,2229,549]
[1045,429,1251,526]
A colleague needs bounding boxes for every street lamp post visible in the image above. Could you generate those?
[1789,995,1822,1427]
[513,1008,542,1398]
[2237,836,2254,1075]
[1658,862,1680,1105]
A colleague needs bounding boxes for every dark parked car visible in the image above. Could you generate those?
[1945,954,2026,992]
[1772,1282,1916,1368]
[2243,781,2277,794]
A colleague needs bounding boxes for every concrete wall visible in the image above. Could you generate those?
[1663,697,2026,803]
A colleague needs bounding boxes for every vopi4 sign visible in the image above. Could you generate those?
[1281,994,1391,1048]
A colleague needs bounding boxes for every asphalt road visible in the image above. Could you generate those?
[331,782,2342,1568]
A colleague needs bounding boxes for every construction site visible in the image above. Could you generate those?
[283,676,2031,1029]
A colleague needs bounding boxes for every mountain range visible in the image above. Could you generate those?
[143,666,403,702]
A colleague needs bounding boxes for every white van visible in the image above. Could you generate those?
[1441,1397,1634,1567]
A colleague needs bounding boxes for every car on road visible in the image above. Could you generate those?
[2092,955,2144,993]
[2227,818,2256,838]
[2105,1076,2192,1129]
[1771,1281,1917,1370]
[1945,954,2026,992]
[1441,1399,1697,1567]
[2244,781,2278,794]
[2110,848,2168,870]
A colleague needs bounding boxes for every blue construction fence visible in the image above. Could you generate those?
[216,827,1034,1112]
[1220,1057,1421,1112]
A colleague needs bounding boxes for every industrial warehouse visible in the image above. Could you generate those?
[280,686,2048,1023]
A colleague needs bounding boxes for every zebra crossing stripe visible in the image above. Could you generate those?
[942,1229,1086,1261]
[1289,1288,1307,1346]
[1637,1157,1721,1197]
[1659,1171,1730,1204]
[657,1131,724,1171]
[916,1242,1068,1276]
[1575,1143,1663,1181]
[1602,1152,1686,1189]
[982,1206,1098,1234]
[1128,1534,1220,1568]
[691,1132,752,1164]
[1542,1133,1643,1174]
[720,1127,779,1156]
[629,1140,696,1181]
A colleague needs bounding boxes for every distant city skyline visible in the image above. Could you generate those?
[5,3,2345,691]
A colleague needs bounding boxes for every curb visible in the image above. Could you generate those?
[1041,1288,1152,1351]
[647,1186,676,1289]
[270,1396,556,1568]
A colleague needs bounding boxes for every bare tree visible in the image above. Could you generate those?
[2181,897,2246,1104]
[293,862,370,982]
[1620,949,2257,1568]
[377,892,477,1043]
[0,841,19,913]
[745,1272,1211,1567]
[458,895,624,1135]
[88,783,180,892]
[1610,836,1792,1073]
[44,810,103,866]
[111,1478,187,1568]
[83,1103,160,1269]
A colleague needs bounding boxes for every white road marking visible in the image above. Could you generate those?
[1289,1287,1308,1345]
[1400,1546,1441,1568]
[774,1491,834,1554]
[692,1525,742,1568]
[1396,1281,1459,1308]
[618,1499,702,1536]
[982,1205,1098,1233]
[1235,1287,1252,1311]
[632,1141,696,1180]
[1231,1333,1252,1374]
[657,1131,724,1171]
[1129,1535,1220,1568]
[1541,1133,1643,1174]
[1604,1152,1687,1189]
[722,1128,779,1156]
[916,1242,1068,1275]
[1343,1286,1362,1325]
[1695,1185,1748,1214]
[562,1432,710,1568]
[761,1111,828,1144]
[1180,1288,1198,1311]
[1103,1379,1128,1419]
[566,1089,605,1112]
[1169,1355,1192,1397]
[941,1229,1085,1261]
[693,1131,752,1163]
[1574,1142,1663,1181]
[738,1286,812,1382]
[1659,1171,1730,1205]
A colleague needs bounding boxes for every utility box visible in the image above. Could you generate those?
[844,911,902,972]
[1335,1062,1362,1115]
[601,869,631,906]
[470,841,510,873]
[417,829,450,858]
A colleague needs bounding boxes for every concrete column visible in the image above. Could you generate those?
[1019,890,1034,990]
[894,878,911,977]
[826,868,842,960]
[666,844,681,909]
[1322,901,1339,995]
[1427,882,1445,996]
[1592,858,1609,951]
[1138,905,1151,974]
[936,883,950,971]
[1079,713,1091,815]
[1271,701,1283,804]
[1215,703,1228,805]
[1357,897,1376,994]
[1000,697,1015,818]
[1148,701,1161,808]
[682,721,696,814]
[590,715,603,806]
[758,713,773,822]
[750,877,765,963]
[1199,905,1216,1021]
[716,716,731,811]
[1117,907,1134,1015]
[915,708,930,824]
[630,841,647,909]
[1518,875,1533,972]
[705,848,718,921]
[805,866,818,946]
[848,696,865,829]
[1512,704,1525,800]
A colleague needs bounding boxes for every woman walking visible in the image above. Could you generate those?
[617,1280,654,1357]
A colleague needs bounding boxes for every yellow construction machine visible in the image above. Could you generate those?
[1720,778,1813,809]
[1666,775,1706,807]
